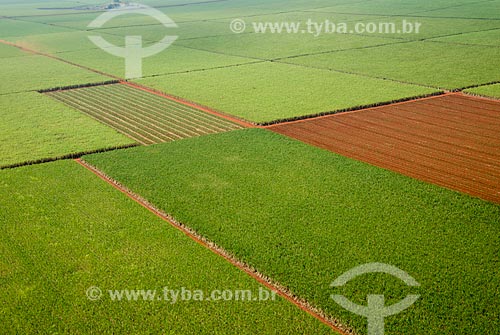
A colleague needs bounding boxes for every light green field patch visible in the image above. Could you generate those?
[465,83,500,99]
[420,1,500,19]
[0,1,86,17]
[0,160,333,334]
[4,30,136,54]
[0,44,108,94]
[306,0,476,15]
[95,20,233,42]
[0,92,133,167]
[0,42,27,58]
[430,28,500,47]
[157,1,282,22]
[137,61,437,123]
[58,44,255,78]
[0,17,73,39]
[177,31,395,60]
[18,12,109,30]
[84,128,500,335]
[288,41,500,90]
[348,17,500,41]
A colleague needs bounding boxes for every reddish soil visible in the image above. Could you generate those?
[269,93,500,204]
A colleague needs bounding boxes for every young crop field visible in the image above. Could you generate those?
[82,129,500,335]
[270,93,500,204]
[138,62,438,123]
[287,42,500,90]
[0,160,333,334]
[46,83,245,145]
[0,92,133,168]
[0,43,108,95]
[2,0,500,334]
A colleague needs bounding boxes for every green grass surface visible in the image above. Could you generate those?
[0,17,73,39]
[0,44,108,94]
[4,30,129,54]
[0,43,27,58]
[0,1,87,17]
[340,17,500,41]
[420,1,500,19]
[176,31,394,60]
[138,61,437,123]
[465,83,500,99]
[0,92,133,167]
[84,129,500,335]
[431,29,500,47]
[0,160,332,334]
[57,44,254,78]
[307,0,478,15]
[288,41,500,89]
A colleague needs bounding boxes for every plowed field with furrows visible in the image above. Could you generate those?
[270,94,500,204]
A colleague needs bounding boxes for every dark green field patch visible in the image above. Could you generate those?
[0,160,333,334]
[84,129,500,335]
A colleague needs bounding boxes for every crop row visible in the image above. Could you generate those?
[46,84,243,145]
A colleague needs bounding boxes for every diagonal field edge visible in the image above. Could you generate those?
[265,92,454,128]
[122,81,256,128]
[74,158,351,335]
[268,93,500,204]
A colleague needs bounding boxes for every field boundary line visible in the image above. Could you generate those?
[75,158,352,335]
[460,91,500,102]
[0,144,138,170]
[265,91,449,127]
[0,39,254,131]
[121,81,256,128]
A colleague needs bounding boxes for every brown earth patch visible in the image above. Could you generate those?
[269,93,500,204]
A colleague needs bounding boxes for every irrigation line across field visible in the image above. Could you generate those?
[0,39,120,80]
[75,158,350,335]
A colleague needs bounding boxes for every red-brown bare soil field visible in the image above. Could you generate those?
[270,93,500,204]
